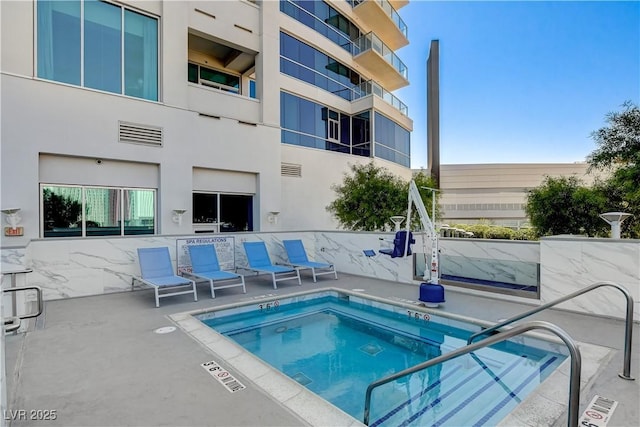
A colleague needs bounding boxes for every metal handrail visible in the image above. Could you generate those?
[363,320,582,426]
[467,280,635,380]
[4,316,21,333]
[2,285,44,320]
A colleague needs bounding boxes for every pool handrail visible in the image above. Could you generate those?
[363,320,582,426]
[467,280,635,380]
[2,285,44,332]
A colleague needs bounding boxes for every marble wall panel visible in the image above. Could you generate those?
[540,237,640,320]
[2,234,639,321]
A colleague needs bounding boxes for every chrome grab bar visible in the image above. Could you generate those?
[4,316,21,333]
[363,320,581,426]
[467,280,635,380]
[2,286,44,332]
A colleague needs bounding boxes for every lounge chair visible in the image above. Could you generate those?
[379,230,415,258]
[282,239,337,282]
[242,241,301,289]
[182,244,246,298]
[133,247,197,307]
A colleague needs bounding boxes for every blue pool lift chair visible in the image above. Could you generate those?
[242,241,301,289]
[183,244,246,298]
[133,247,197,307]
[282,239,337,282]
[379,230,415,258]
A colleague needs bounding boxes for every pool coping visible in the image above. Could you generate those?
[169,287,615,427]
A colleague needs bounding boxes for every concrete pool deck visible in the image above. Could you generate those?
[4,274,639,426]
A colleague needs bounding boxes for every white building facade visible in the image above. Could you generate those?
[1,0,414,246]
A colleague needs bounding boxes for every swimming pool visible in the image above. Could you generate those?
[194,290,569,426]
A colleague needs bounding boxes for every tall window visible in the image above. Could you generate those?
[193,193,253,232]
[37,0,158,101]
[280,32,364,101]
[374,112,410,167]
[41,185,156,237]
[280,0,361,52]
[280,92,352,154]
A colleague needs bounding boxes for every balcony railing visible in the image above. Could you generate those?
[352,32,408,81]
[349,0,408,40]
[355,80,408,116]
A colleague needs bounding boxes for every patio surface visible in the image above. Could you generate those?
[4,273,639,426]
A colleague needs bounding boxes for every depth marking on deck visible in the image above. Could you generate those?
[201,360,246,393]
[579,395,618,427]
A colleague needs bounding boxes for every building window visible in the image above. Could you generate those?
[280,0,361,52]
[374,112,410,167]
[188,63,240,94]
[281,92,352,154]
[352,110,371,157]
[41,185,155,237]
[280,32,364,101]
[37,0,158,101]
[193,193,253,232]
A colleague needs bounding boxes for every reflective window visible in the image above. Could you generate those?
[84,187,120,236]
[84,0,121,93]
[124,189,155,235]
[280,32,363,101]
[41,185,155,237]
[280,92,356,155]
[280,0,361,52]
[124,9,159,100]
[37,0,158,101]
[374,112,410,167]
[192,193,253,232]
[37,1,81,85]
[42,186,83,237]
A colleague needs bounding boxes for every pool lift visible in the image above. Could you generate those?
[405,181,445,306]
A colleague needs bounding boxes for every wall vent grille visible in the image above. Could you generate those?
[281,163,302,177]
[119,122,163,146]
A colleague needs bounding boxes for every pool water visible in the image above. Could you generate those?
[202,294,567,426]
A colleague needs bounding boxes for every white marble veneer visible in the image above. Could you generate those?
[1,233,638,321]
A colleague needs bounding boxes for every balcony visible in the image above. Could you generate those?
[355,80,408,116]
[388,0,409,10]
[352,32,408,90]
[350,0,408,50]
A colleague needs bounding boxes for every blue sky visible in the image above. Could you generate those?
[395,1,640,168]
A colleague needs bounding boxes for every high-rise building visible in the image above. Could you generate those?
[1,0,414,243]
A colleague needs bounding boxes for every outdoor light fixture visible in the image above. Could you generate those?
[172,209,187,226]
[267,211,280,224]
[1,208,22,230]
[599,212,632,239]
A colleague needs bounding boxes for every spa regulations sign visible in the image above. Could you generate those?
[176,236,236,274]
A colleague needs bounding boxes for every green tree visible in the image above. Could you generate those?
[525,176,610,237]
[588,101,640,237]
[326,163,439,231]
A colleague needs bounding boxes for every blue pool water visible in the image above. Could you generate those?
[201,293,567,426]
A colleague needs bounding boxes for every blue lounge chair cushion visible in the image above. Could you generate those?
[283,239,337,282]
[185,244,246,298]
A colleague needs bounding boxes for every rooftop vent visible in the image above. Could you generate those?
[119,121,163,146]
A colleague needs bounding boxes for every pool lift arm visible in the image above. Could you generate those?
[405,180,439,283]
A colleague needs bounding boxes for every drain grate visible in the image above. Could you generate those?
[360,342,384,356]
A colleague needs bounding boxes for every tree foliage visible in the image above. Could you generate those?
[587,101,640,237]
[326,163,439,231]
[525,176,610,237]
